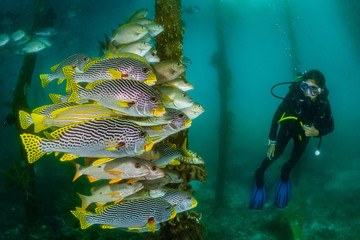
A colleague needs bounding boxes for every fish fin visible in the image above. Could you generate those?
[18,110,33,129]
[60,153,79,162]
[107,69,128,79]
[116,101,135,108]
[40,74,51,88]
[106,192,120,197]
[87,176,100,183]
[143,141,154,152]
[62,65,75,82]
[169,159,180,165]
[32,104,51,114]
[30,113,47,133]
[83,59,102,72]
[50,62,61,72]
[103,51,114,59]
[146,217,156,233]
[76,192,90,209]
[84,158,96,166]
[92,158,115,165]
[105,142,125,151]
[67,79,84,102]
[48,93,62,104]
[127,179,138,184]
[42,131,54,139]
[101,225,116,229]
[57,78,65,85]
[109,179,122,184]
[105,170,124,174]
[70,209,92,229]
[149,125,163,132]
[95,202,106,208]
[50,124,77,139]
[20,133,46,163]
[85,80,107,90]
[95,203,115,215]
[114,198,123,204]
[73,163,83,182]
[54,152,60,156]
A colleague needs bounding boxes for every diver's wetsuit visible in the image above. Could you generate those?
[255,82,334,187]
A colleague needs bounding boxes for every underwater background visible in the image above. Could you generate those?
[1,0,360,239]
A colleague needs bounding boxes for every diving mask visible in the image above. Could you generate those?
[300,81,322,96]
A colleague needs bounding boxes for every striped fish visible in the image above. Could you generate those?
[71,198,176,232]
[18,102,78,130]
[63,56,156,86]
[158,189,197,213]
[77,180,144,209]
[40,53,92,88]
[22,104,121,133]
[67,79,165,117]
[152,142,185,167]
[20,118,154,163]
[144,108,192,144]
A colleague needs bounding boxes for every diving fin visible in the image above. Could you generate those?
[274,178,291,208]
[249,182,266,209]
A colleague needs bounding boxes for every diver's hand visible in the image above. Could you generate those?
[267,145,276,160]
[303,125,319,137]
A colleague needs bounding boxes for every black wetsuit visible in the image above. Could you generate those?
[255,82,334,187]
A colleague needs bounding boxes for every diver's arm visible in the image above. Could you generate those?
[315,101,334,137]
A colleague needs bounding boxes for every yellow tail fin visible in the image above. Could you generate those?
[48,93,62,104]
[72,163,83,182]
[20,133,46,163]
[18,110,33,129]
[40,74,51,88]
[30,113,48,133]
[70,208,92,229]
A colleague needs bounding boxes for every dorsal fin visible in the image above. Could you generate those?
[83,59,103,72]
[85,80,108,90]
[50,123,78,139]
[50,62,62,72]
[32,104,52,114]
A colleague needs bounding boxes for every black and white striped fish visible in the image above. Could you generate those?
[20,118,154,163]
[68,79,165,117]
[158,189,197,213]
[71,198,176,232]
[63,56,156,86]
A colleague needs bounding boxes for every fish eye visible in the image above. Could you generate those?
[139,131,146,138]
[97,166,102,168]
[100,192,103,194]
[151,166,158,171]
[142,68,150,73]
[177,62,182,66]
[135,163,141,169]
[127,182,133,186]
[182,93,186,97]
[179,113,184,118]
[187,197,192,200]
[84,57,89,61]
[152,52,156,56]
[150,97,157,103]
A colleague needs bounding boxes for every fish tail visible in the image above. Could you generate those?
[70,208,92,229]
[76,192,91,209]
[48,93,62,104]
[57,78,65,85]
[40,74,51,88]
[20,133,46,163]
[67,79,83,103]
[18,110,33,129]
[72,163,83,182]
[30,113,48,133]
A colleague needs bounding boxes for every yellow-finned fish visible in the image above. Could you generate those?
[67,79,165,117]
[110,23,148,45]
[126,8,148,23]
[20,118,154,163]
[20,104,121,133]
[62,56,156,87]
[156,85,194,110]
[71,198,176,232]
[76,180,144,209]
[40,53,92,88]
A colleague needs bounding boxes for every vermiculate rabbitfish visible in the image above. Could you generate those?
[71,198,176,232]
[62,55,156,87]
[67,79,165,117]
[77,180,144,209]
[19,104,121,133]
[110,23,148,45]
[40,53,92,88]
[152,60,187,84]
[72,157,158,183]
[20,118,154,163]
[156,85,194,110]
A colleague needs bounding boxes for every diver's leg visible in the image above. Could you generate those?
[254,127,291,188]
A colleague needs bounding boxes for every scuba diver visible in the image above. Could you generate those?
[250,69,334,209]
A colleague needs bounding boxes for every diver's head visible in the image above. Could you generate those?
[300,69,325,101]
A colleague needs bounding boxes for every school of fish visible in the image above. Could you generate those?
[19,8,205,233]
